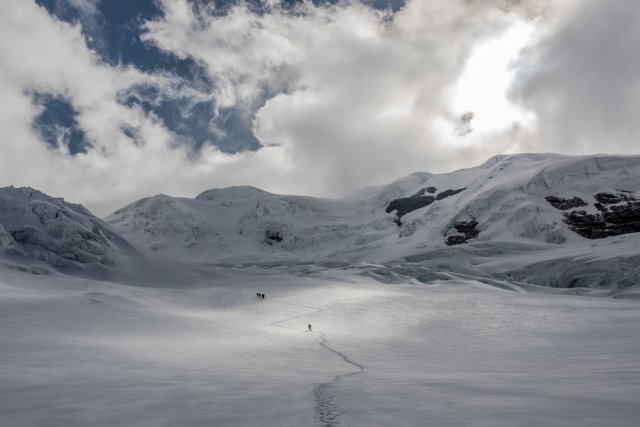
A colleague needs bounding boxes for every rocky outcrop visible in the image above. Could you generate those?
[445,219,480,245]
[266,231,283,242]
[436,188,466,201]
[386,188,466,220]
[562,192,640,238]
[544,192,640,239]
[594,192,635,205]
[545,196,588,210]
[385,189,436,218]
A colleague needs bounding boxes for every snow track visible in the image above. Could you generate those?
[270,298,364,426]
[314,332,365,427]
[269,298,323,332]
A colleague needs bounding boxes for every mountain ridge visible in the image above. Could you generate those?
[2,153,640,289]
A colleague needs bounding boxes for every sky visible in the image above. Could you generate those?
[1,0,638,216]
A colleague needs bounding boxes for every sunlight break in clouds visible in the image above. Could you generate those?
[451,20,536,135]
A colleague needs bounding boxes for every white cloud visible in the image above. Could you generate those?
[512,0,640,154]
[0,1,203,214]
[3,0,613,217]
[450,21,535,134]
[143,0,545,202]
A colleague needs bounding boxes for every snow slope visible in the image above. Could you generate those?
[2,153,640,426]
[105,153,640,289]
[0,187,137,274]
[1,266,640,426]
[106,186,397,263]
[1,153,639,288]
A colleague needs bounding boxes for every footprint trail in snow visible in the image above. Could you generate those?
[270,298,364,426]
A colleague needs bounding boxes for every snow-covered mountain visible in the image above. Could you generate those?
[2,153,640,288]
[0,186,137,273]
[106,185,395,263]
[3,154,640,427]
[105,154,640,285]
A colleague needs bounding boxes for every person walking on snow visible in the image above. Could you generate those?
[308,324,312,332]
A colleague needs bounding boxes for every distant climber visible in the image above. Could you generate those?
[262,293,265,299]
[308,324,312,332]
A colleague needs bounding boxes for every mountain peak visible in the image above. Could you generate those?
[196,186,273,201]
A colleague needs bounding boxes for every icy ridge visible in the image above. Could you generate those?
[0,186,136,270]
[2,153,640,289]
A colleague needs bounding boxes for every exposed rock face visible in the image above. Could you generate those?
[436,188,466,201]
[445,219,479,246]
[385,189,435,218]
[561,192,640,238]
[386,188,466,219]
[545,196,588,210]
[267,232,283,242]
[594,192,635,205]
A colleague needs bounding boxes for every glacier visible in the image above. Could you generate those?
[1,153,640,426]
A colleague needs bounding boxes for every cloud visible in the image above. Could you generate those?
[455,112,475,136]
[2,0,610,217]
[142,0,538,199]
[512,0,640,154]
[0,1,179,212]
[36,0,109,54]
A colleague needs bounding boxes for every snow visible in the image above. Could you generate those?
[1,266,640,426]
[0,186,137,270]
[102,154,640,289]
[2,153,640,425]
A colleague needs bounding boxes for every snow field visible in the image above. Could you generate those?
[0,271,345,426]
[1,268,640,426]
[323,280,640,426]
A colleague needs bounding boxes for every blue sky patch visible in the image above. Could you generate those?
[32,93,90,155]
[34,0,405,156]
